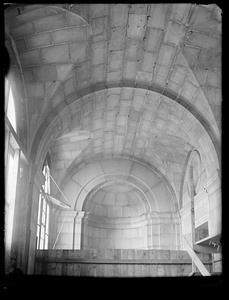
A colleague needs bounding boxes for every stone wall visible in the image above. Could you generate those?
[52,211,181,250]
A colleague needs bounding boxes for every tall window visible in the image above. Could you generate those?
[5,78,20,264]
[36,163,50,249]
[5,79,17,133]
[7,87,17,133]
[5,134,20,253]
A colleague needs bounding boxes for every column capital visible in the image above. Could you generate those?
[75,210,85,220]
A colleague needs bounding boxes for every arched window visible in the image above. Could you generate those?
[36,160,51,249]
[5,78,20,269]
[6,79,17,133]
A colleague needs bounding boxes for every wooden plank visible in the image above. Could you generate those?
[35,257,193,264]
[96,264,104,277]
[113,264,119,277]
[80,263,87,276]
[164,264,171,277]
[47,262,57,275]
[170,265,179,277]
[127,264,134,277]
[121,264,128,277]
[55,263,62,275]
[157,265,165,277]
[66,263,74,276]
[144,264,150,277]
[183,236,211,276]
[73,263,81,276]
[61,263,68,276]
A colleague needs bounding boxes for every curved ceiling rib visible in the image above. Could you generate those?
[29,81,220,164]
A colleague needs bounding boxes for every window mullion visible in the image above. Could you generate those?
[38,195,43,249]
[44,197,48,249]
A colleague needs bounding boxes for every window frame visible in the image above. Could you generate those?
[36,162,51,250]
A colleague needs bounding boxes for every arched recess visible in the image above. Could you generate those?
[81,180,151,250]
[53,157,181,250]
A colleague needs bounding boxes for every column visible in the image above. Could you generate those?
[54,210,78,249]
[73,211,85,249]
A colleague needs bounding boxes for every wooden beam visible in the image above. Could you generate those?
[183,236,211,276]
[194,244,220,254]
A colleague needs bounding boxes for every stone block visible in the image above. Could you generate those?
[41,44,69,63]
[145,28,163,53]
[67,42,87,64]
[66,11,86,26]
[11,22,34,37]
[170,65,187,86]
[26,32,51,49]
[15,39,27,52]
[154,65,169,84]
[111,4,128,27]
[164,21,186,45]
[180,80,198,101]
[148,4,169,29]
[33,14,67,32]
[33,65,58,82]
[64,77,75,96]
[127,14,146,39]
[91,64,105,83]
[90,4,108,18]
[158,44,176,66]
[124,61,137,79]
[141,52,157,73]
[107,71,122,82]
[136,71,153,83]
[91,17,105,35]
[27,82,44,97]
[206,70,221,88]
[187,31,219,49]
[56,64,73,81]
[108,50,123,72]
[92,42,106,65]
[126,39,139,60]
[129,4,148,14]
[171,4,191,24]
[20,49,40,66]
[109,27,125,51]
[52,27,87,43]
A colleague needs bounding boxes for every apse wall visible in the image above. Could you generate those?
[52,157,182,250]
[82,184,148,249]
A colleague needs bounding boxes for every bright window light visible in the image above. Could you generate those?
[37,162,50,249]
[7,88,17,133]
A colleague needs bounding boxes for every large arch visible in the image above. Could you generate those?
[30,81,220,164]
[53,157,181,250]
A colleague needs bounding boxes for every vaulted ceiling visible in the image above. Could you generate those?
[5,4,221,203]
